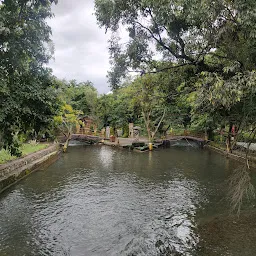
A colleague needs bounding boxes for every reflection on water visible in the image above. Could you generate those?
[99,145,115,168]
[0,145,255,256]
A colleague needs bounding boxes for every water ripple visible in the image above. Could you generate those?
[0,146,245,255]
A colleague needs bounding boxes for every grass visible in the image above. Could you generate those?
[21,143,49,156]
[0,149,16,164]
[0,143,49,164]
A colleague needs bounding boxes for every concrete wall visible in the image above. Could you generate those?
[0,144,59,193]
[205,144,256,168]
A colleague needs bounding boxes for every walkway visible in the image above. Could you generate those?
[103,137,149,147]
[103,136,206,148]
[237,142,256,151]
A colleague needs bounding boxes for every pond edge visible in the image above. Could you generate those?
[205,144,256,169]
[0,144,60,194]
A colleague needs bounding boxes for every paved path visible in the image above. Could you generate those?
[103,137,149,147]
[103,136,206,147]
[237,142,256,151]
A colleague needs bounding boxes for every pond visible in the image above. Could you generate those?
[0,145,256,256]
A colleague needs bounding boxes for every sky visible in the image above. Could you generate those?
[47,0,112,94]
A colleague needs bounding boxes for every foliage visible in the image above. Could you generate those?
[0,148,16,164]
[0,143,49,164]
[54,104,82,137]
[95,0,256,89]
[129,74,167,141]
[55,79,98,117]
[95,0,256,211]
[54,103,83,152]
[122,123,129,138]
[0,0,59,156]
[95,0,256,139]
[228,165,255,216]
[95,94,115,129]
[95,88,139,130]
[95,0,256,146]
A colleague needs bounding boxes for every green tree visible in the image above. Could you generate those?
[0,0,59,155]
[96,87,140,135]
[128,74,168,142]
[96,93,116,130]
[55,79,98,117]
[95,0,256,213]
[95,0,256,89]
[54,104,82,152]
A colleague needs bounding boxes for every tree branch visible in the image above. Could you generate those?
[153,107,166,138]
[134,20,194,62]
[146,9,194,62]
[127,62,192,75]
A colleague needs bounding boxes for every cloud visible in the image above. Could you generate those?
[47,0,111,94]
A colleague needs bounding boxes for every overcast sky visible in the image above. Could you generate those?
[47,0,111,94]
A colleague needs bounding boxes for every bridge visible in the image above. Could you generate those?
[71,134,102,144]
[59,134,207,149]
[58,134,102,145]
[167,136,207,148]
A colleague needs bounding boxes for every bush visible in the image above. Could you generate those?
[0,149,16,164]
[110,127,115,136]
[123,124,129,138]
[239,132,256,143]
[214,134,225,143]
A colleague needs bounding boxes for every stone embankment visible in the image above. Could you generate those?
[0,144,59,193]
[102,136,206,151]
[206,144,256,168]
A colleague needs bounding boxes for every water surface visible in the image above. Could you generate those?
[0,145,256,255]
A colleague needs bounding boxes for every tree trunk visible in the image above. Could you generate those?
[63,133,72,153]
[142,110,152,142]
[163,124,171,137]
[152,108,166,141]
[231,120,243,151]
[204,127,208,141]
[226,123,233,154]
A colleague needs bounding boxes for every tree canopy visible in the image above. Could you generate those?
[55,79,98,117]
[95,0,256,89]
[0,0,59,155]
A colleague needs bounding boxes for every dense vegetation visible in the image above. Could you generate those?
[94,0,256,212]
[94,0,256,149]
[0,0,255,211]
[0,0,59,155]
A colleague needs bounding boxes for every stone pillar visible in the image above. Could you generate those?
[117,129,123,137]
[106,126,110,139]
[129,123,134,138]
[133,128,140,141]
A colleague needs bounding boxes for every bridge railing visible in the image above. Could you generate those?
[75,128,93,135]
[167,130,205,139]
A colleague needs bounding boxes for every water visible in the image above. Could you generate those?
[0,145,256,256]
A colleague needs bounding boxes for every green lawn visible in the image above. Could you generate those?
[0,143,49,164]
